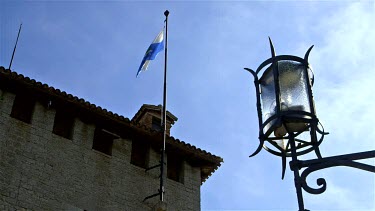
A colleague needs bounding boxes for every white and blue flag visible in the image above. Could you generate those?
[136,29,164,77]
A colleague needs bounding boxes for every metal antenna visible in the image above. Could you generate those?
[9,23,22,70]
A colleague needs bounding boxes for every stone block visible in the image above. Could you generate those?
[153,201,167,211]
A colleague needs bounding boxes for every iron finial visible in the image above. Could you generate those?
[268,37,276,58]
[304,45,314,64]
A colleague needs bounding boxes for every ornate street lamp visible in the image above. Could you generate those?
[245,38,375,211]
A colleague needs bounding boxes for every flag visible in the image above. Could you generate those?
[136,29,164,77]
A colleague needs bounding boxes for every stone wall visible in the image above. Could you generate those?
[0,89,201,211]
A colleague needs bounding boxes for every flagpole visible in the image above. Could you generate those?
[160,9,169,202]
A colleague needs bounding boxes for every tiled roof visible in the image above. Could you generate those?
[0,66,223,183]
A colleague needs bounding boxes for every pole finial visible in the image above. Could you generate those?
[164,10,169,17]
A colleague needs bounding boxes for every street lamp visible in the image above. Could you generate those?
[245,38,375,211]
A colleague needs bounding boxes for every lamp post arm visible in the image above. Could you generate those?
[290,150,375,195]
[295,150,375,168]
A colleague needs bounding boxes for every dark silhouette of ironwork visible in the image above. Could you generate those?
[245,38,375,211]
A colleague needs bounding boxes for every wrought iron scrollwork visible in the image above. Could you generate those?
[292,150,375,194]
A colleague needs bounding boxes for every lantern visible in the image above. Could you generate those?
[245,38,327,164]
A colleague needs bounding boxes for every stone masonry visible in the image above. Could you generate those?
[0,67,222,211]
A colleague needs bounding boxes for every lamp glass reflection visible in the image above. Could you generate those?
[260,61,313,137]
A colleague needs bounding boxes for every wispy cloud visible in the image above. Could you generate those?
[311,1,375,153]
[300,2,375,210]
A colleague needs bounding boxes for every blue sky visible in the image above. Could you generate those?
[1,1,374,210]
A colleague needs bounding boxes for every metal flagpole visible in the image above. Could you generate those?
[143,10,170,203]
[159,9,169,202]
[9,23,22,70]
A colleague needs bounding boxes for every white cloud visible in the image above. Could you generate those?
[307,178,358,209]
[310,2,375,154]
[299,2,375,210]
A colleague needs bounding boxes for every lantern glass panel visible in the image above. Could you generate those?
[278,61,311,115]
[259,65,276,135]
[259,65,276,122]
[259,61,312,136]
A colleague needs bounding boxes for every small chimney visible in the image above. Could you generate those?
[131,104,178,136]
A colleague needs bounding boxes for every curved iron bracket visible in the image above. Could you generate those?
[291,150,375,194]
